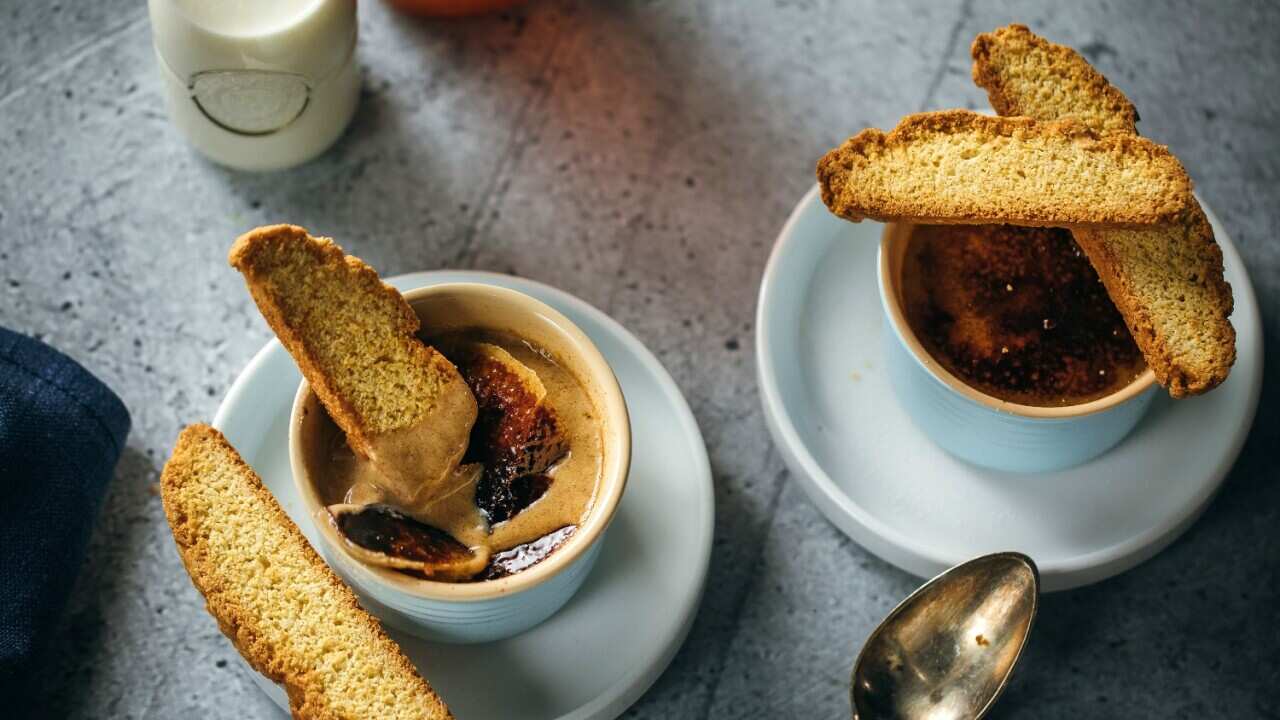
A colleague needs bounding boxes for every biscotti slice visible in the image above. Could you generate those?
[817,110,1193,228]
[1072,207,1233,395]
[230,225,477,504]
[971,24,1235,395]
[971,23,1138,134]
[160,424,453,720]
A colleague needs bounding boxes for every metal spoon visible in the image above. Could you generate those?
[851,552,1039,720]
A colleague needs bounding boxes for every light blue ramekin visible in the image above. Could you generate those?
[290,283,630,644]
[878,223,1158,474]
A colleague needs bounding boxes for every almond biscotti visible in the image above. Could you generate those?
[817,109,1194,228]
[971,23,1138,135]
[1072,207,1234,395]
[971,24,1235,395]
[160,424,453,720]
[229,225,477,503]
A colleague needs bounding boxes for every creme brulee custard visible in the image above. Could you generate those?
[310,328,603,582]
[901,224,1146,407]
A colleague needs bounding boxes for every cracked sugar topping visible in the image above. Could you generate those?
[901,224,1145,406]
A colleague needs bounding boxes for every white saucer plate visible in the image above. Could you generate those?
[756,185,1263,591]
[214,271,714,719]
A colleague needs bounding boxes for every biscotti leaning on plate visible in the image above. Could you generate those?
[817,109,1195,229]
[971,23,1235,396]
[160,424,453,720]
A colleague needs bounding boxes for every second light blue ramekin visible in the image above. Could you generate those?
[877,222,1159,474]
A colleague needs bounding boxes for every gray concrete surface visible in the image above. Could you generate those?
[2,0,1277,717]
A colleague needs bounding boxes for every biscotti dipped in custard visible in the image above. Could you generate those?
[816,109,1194,228]
[160,424,453,720]
[971,24,1235,395]
[229,225,477,503]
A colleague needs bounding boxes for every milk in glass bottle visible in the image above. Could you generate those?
[148,0,360,171]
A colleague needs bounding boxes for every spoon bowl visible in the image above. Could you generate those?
[852,552,1039,720]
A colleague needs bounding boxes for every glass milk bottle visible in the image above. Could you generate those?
[148,0,360,171]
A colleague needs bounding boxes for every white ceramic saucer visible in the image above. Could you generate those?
[213,271,714,719]
[757,185,1263,592]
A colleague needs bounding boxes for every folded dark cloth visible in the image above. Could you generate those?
[0,327,130,703]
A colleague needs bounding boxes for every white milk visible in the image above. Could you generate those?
[148,0,360,171]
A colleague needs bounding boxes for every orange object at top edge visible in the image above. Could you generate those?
[385,0,528,17]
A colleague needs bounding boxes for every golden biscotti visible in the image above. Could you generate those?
[971,23,1139,134]
[229,224,478,501]
[160,424,453,720]
[817,109,1195,228]
[971,24,1235,396]
[1072,209,1234,395]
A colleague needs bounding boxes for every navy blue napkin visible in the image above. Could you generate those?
[0,327,130,701]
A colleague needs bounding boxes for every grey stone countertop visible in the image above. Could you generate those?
[2,0,1277,717]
